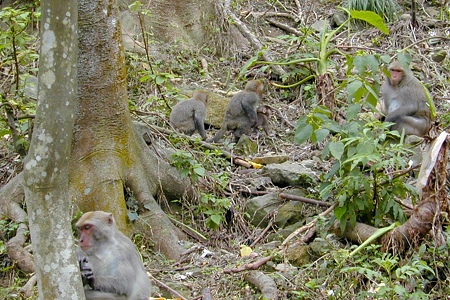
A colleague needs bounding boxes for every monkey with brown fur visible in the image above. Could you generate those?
[170,90,208,140]
[76,211,151,300]
[380,61,432,137]
[254,105,272,136]
[208,80,264,143]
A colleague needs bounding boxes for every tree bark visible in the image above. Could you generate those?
[22,0,85,298]
[72,0,190,260]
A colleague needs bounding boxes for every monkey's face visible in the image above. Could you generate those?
[389,69,404,87]
[77,223,95,251]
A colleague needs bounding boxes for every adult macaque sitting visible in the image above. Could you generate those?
[76,211,151,300]
[380,61,432,137]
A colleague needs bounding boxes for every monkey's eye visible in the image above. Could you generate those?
[84,224,91,230]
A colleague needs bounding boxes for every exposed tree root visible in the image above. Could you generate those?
[18,274,37,298]
[0,173,35,274]
[244,270,278,300]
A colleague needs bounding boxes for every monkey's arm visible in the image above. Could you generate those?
[241,101,258,126]
[77,249,95,288]
[194,111,207,140]
[385,104,419,122]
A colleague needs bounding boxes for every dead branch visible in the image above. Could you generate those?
[266,18,302,36]
[279,192,331,207]
[223,256,273,274]
[0,173,35,273]
[19,274,37,298]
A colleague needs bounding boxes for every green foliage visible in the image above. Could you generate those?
[170,150,206,182]
[296,54,418,231]
[0,6,40,74]
[244,8,388,97]
[347,0,399,23]
[0,4,40,155]
[294,236,446,299]
[198,192,231,230]
[339,245,434,299]
[170,148,231,230]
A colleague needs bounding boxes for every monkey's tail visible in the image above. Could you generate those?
[207,125,227,143]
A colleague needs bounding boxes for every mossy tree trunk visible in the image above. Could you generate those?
[71,0,192,260]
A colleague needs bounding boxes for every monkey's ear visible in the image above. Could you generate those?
[106,213,114,225]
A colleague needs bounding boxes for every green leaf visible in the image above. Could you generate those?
[334,205,347,220]
[210,214,222,225]
[347,80,363,99]
[349,10,389,34]
[155,75,166,85]
[315,128,329,142]
[329,141,345,160]
[194,165,205,176]
[347,103,361,120]
[294,123,313,144]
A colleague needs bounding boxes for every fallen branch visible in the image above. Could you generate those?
[279,192,331,207]
[266,18,302,36]
[223,256,273,274]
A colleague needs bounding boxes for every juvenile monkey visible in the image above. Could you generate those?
[254,105,272,135]
[380,61,432,137]
[170,90,208,140]
[76,211,151,300]
[208,80,264,143]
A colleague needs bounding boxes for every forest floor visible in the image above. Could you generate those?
[133,1,450,299]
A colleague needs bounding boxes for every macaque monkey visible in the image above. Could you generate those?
[170,90,208,140]
[380,61,431,137]
[76,211,151,300]
[254,105,271,135]
[208,80,264,143]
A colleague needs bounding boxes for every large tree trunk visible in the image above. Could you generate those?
[118,0,248,57]
[72,0,191,260]
[22,0,85,298]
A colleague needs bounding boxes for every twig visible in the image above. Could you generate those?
[148,273,188,300]
[250,219,274,248]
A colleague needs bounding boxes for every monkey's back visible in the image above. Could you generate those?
[170,99,206,135]
[223,91,259,128]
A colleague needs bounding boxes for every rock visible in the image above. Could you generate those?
[204,91,230,128]
[261,161,317,187]
[285,244,312,266]
[431,49,447,63]
[235,135,258,155]
[311,19,330,32]
[331,11,347,28]
[246,189,308,228]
